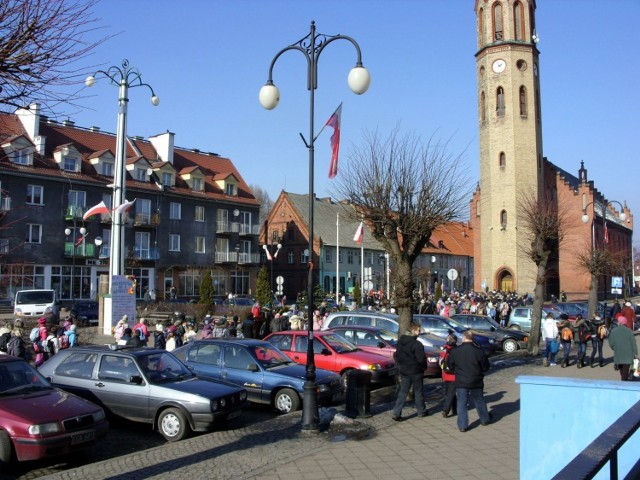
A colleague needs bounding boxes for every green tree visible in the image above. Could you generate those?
[352,284,362,307]
[255,266,271,307]
[200,270,214,306]
[435,283,443,303]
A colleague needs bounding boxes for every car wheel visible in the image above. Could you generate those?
[158,408,190,442]
[502,338,518,353]
[509,324,521,331]
[0,430,13,464]
[274,388,300,413]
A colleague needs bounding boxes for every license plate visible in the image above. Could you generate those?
[70,431,95,445]
[227,410,242,420]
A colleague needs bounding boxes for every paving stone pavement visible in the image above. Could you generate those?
[30,329,640,480]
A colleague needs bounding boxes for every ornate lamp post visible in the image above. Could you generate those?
[259,22,370,431]
[85,60,159,295]
[263,243,282,304]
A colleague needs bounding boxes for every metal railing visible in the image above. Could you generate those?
[552,400,640,480]
[131,246,159,260]
[64,243,96,257]
[64,205,84,219]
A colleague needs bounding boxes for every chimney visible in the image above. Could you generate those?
[15,103,45,155]
[90,126,101,132]
[149,131,175,164]
[62,119,75,127]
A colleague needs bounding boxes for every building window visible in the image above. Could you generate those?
[0,238,8,254]
[478,7,484,46]
[26,185,43,205]
[492,2,503,41]
[192,178,203,191]
[135,198,151,224]
[195,206,205,222]
[102,161,114,177]
[301,250,309,264]
[63,157,79,172]
[135,167,147,181]
[26,224,42,243]
[499,152,506,168]
[272,230,280,243]
[535,88,541,123]
[338,251,343,264]
[288,250,294,264]
[347,251,354,264]
[169,234,180,252]
[496,87,505,117]
[12,148,30,165]
[500,210,508,228]
[195,236,205,253]
[226,183,236,196]
[326,249,333,263]
[68,190,86,208]
[519,86,527,116]
[178,269,202,297]
[169,202,181,220]
[134,232,150,259]
[162,172,172,186]
[514,1,524,41]
[480,91,486,122]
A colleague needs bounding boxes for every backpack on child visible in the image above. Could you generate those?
[0,332,10,352]
[29,326,40,342]
[7,336,25,358]
[596,324,608,340]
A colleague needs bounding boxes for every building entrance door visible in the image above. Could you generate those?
[498,271,513,292]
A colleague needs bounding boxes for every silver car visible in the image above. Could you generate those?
[38,345,247,442]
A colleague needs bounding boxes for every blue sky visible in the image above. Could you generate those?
[57,0,638,246]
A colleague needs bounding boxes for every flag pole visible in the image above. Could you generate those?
[360,215,364,305]
[336,213,340,305]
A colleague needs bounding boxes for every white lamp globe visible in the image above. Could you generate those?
[348,66,371,95]
[581,214,590,224]
[151,95,160,106]
[85,75,96,87]
[619,212,627,222]
[259,84,280,110]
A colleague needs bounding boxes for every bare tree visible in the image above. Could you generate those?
[250,184,273,228]
[517,191,567,355]
[0,0,108,112]
[332,128,470,334]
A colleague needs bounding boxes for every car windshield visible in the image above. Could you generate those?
[0,360,52,395]
[378,329,397,346]
[16,290,54,304]
[250,345,292,369]
[322,334,358,353]
[138,352,192,384]
[444,317,468,333]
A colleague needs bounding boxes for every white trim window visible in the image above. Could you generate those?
[26,224,42,243]
[195,236,205,254]
[169,202,181,220]
[26,185,43,205]
[162,172,173,186]
[169,234,181,252]
[63,156,79,172]
[192,178,203,191]
[195,206,205,222]
[135,167,147,181]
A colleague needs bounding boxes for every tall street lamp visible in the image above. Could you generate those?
[263,243,282,304]
[64,226,85,300]
[85,60,159,296]
[259,21,370,431]
[581,199,626,313]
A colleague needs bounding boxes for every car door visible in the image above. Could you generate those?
[95,354,150,422]
[185,343,223,380]
[309,337,337,373]
[220,344,265,403]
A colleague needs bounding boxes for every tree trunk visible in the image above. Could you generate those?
[394,258,414,335]
[527,264,547,356]
[588,273,598,320]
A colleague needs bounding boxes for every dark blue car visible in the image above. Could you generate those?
[172,339,344,413]
[413,314,498,355]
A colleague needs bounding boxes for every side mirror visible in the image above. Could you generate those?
[320,348,331,356]
[490,326,496,331]
[377,341,386,349]
[129,375,144,385]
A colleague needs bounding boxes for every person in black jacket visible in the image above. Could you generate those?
[447,330,491,432]
[391,321,429,421]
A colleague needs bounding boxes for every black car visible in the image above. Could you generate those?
[38,345,247,442]
[450,314,529,353]
[70,300,99,326]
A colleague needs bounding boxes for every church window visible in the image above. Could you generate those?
[478,8,485,46]
[514,2,525,41]
[492,3,503,41]
[500,210,507,228]
[499,152,506,168]
[529,4,536,40]
[476,200,480,217]
[519,86,527,116]
[535,88,541,123]
[496,87,505,117]
[480,91,486,122]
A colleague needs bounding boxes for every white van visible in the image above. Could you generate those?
[13,289,60,320]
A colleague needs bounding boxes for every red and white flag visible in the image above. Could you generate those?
[353,221,364,244]
[604,221,609,244]
[264,246,272,261]
[82,201,110,221]
[326,103,342,179]
[113,199,136,216]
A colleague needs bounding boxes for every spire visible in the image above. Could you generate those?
[578,160,587,183]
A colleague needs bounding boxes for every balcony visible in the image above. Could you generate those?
[64,242,96,258]
[134,213,160,227]
[215,251,238,263]
[238,224,259,236]
[216,221,234,234]
[64,205,84,220]
[238,252,260,264]
[0,196,11,211]
[99,213,112,223]
[132,246,159,260]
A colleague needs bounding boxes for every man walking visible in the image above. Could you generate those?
[447,330,491,432]
[608,316,638,381]
[391,320,429,421]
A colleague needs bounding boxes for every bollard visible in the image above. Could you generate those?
[345,370,372,418]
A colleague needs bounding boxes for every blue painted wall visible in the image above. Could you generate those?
[517,375,640,480]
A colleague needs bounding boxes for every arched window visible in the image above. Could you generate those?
[499,152,506,168]
[492,2,503,41]
[496,87,505,117]
[476,200,480,217]
[478,8,485,46]
[500,210,507,228]
[529,4,535,40]
[519,86,527,116]
[480,91,486,122]
[535,88,541,123]
[514,2,524,40]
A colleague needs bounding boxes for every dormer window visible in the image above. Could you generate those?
[162,172,173,186]
[213,172,239,197]
[14,148,30,165]
[2,136,34,166]
[192,177,204,192]
[63,156,79,172]
[89,149,115,177]
[226,183,236,196]
[135,167,147,181]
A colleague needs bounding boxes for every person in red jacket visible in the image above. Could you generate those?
[620,302,636,331]
[440,334,458,418]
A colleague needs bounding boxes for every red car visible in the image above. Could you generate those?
[328,325,442,377]
[0,355,108,463]
[263,330,397,387]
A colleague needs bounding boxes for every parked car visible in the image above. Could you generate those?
[552,302,587,319]
[0,355,108,464]
[172,339,343,414]
[13,289,60,321]
[322,311,400,332]
[450,314,529,353]
[38,345,247,442]
[263,330,397,387]
[413,315,498,355]
[70,300,99,326]
[328,325,441,377]
[508,306,562,332]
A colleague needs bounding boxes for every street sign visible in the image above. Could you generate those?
[276,276,284,285]
[447,269,458,281]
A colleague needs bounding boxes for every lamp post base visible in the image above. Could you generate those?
[301,380,319,431]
